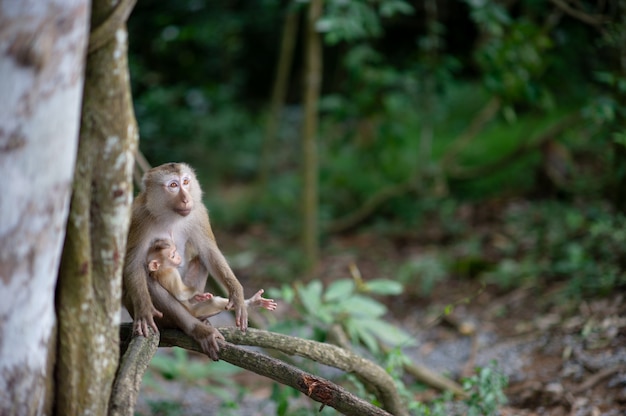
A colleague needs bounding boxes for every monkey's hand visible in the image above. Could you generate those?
[191,324,225,361]
[133,305,163,337]
[247,289,278,311]
[227,295,248,332]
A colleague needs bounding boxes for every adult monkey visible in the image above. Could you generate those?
[123,162,247,360]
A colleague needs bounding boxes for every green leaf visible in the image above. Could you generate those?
[298,281,323,315]
[366,318,416,347]
[379,0,414,18]
[348,318,380,353]
[339,295,387,318]
[364,279,403,295]
[324,279,355,302]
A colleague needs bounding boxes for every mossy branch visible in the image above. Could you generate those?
[117,323,406,416]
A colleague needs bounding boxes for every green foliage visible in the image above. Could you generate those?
[269,278,412,354]
[382,348,508,415]
[147,400,185,416]
[134,86,262,183]
[270,384,311,416]
[484,202,626,296]
[464,0,554,113]
[397,252,450,296]
[462,362,508,416]
[128,0,624,296]
[318,0,414,45]
[147,347,242,400]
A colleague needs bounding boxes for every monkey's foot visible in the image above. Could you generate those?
[193,292,214,302]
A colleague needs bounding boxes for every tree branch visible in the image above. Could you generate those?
[88,0,137,54]
[109,328,159,416]
[446,112,580,179]
[213,327,408,416]
[118,324,397,416]
[548,0,608,26]
[324,111,581,233]
[325,179,419,233]
[324,97,501,234]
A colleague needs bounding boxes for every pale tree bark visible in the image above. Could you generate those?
[56,0,138,414]
[301,0,323,273]
[0,1,89,415]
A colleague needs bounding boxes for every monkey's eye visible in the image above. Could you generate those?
[182,177,190,187]
[167,180,179,189]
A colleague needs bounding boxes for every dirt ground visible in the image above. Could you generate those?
[136,226,626,415]
[402,281,626,415]
[320,230,626,415]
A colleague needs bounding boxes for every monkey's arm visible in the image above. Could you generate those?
[123,254,163,337]
[123,201,164,336]
[193,213,248,331]
[207,243,248,331]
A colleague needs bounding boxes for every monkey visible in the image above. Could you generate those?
[123,162,248,361]
[145,238,195,302]
[146,238,277,318]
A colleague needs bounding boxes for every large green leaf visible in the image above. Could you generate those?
[347,318,380,354]
[297,281,323,315]
[364,278,403,295]
[324,279,355,302]
[365,318,416,347]
[339,295,387,318]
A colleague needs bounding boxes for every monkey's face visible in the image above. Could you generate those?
[144,163,201,218]
[167,245,182,266]
[164,173,194,217]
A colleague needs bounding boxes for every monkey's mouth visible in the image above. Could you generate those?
[175,208,192,216]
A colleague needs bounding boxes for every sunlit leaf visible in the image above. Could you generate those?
[348,318,380,353]
[298,281,322,315]
[324,279,355,302]
[339,295,387,318]
[444,304,454,315]
[365,278,403,295]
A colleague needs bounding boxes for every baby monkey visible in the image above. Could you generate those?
[146,239,277,319]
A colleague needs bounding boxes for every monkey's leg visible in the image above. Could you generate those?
[191,296,230,319]
[148,278,224,360]
[156,273,197,302]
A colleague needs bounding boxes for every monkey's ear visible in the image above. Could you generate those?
[148,260,160,272]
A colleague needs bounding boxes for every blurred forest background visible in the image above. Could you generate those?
[126,0,626,414]
[128,0,625,293]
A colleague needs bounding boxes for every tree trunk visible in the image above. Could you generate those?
[258,6,300,188]
[301,0,323,273]
[56,0,138,414]
[0,1,89,414]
